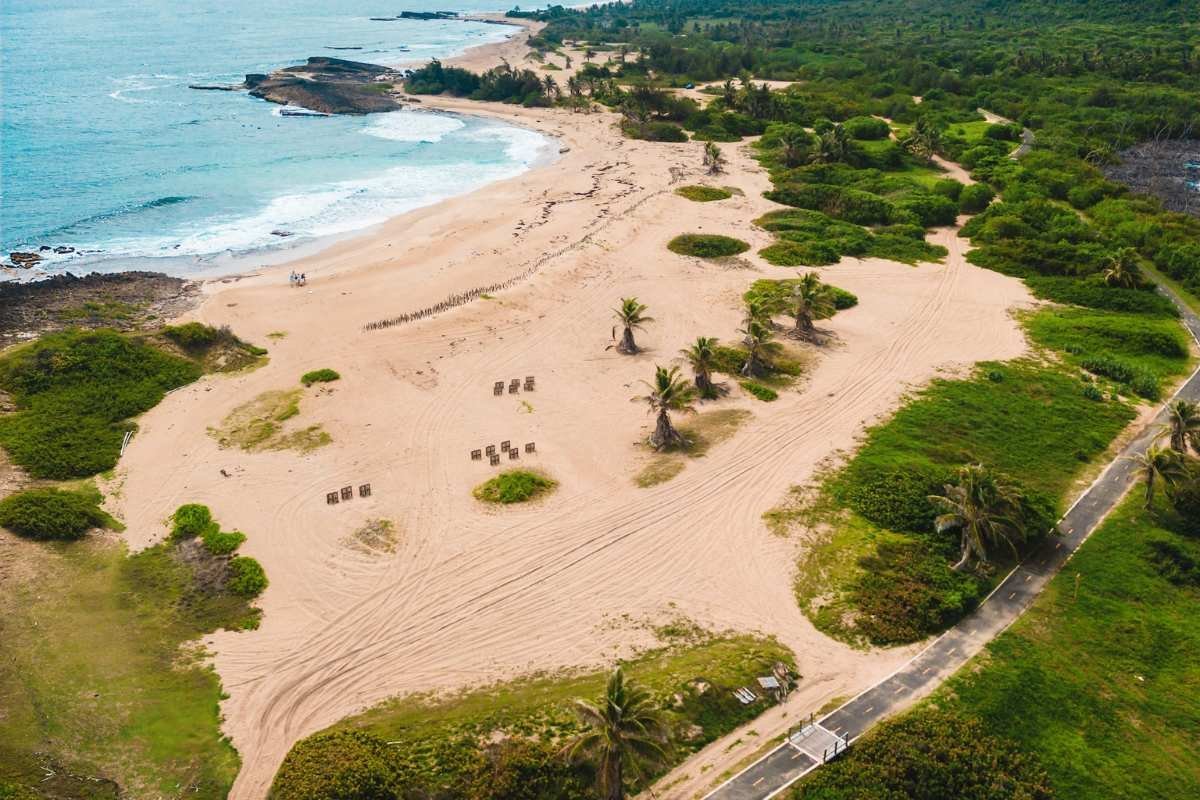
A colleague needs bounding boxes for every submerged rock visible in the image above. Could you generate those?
[10,252,42,266]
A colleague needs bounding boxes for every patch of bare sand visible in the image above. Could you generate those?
[111,79,1032,800]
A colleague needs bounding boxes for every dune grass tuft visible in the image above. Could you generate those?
[473,469,557,504]
[300,368,340,386]
[675,185,733,202]
[667,233,750,259]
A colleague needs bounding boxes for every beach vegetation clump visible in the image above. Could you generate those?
[273,633,794,800]
[0,329,201,479]
[756,208,948,266]
[739,380,778,402]
[300,368,340,386]
[211,388,329,453]
[0,499,269,793]
[0,486,116,541]
[473,469,557,504]
[163,322,267,371]
[635,409,752,488]
[675,185,732,202]
[667,234,749,259]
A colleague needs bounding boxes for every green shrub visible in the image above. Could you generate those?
[270,730,397,800]
[959,183,996,214]
[202,528,247,556]
[850,540,984,644]
[895,194,959,227]
[474,470,557,504]
[227,556,268,597]
[0,487,113,540]
[667,234,750,258]
[172,503,214,539]
[163,321,221,350]
[1024,276,1178,316]
[837,464,952,533]
[740,381,778,401]
[1082,384,1105,401]
[0,329,202,479]
[743,278,857,317]
[795,708,1053,799]
[300,368,341,386]
[1146,537,1200,587]
[1170,477,1200,534]
[765,184,893,226]
[843,115,891,140]
[675,185,733,202]
[933,179,964,201]
[623,121,688,142]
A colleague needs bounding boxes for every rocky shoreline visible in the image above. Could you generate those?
[0,271,200,348]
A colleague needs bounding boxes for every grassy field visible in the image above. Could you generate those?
[0,534,248,798]
[276,632,795,799]
[795,494,1200,798]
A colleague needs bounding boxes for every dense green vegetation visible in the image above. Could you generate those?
[0,485,116,541]
[272,634,794,800]
[756,207,949,266]
[667,233,750,258]
[0,503,269,797]
[675,184,733,201]
[473,469,558,504]
[795,709,1053,799]
[300,368,340,386]
[0,330,201,479]
[797,493,1200,798]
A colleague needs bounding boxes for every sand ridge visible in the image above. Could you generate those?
[110,34,1034,800]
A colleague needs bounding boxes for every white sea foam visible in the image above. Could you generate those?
[362,109,465,142]
[461,124,553,164]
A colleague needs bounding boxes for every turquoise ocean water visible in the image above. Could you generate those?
[1,1,551,277]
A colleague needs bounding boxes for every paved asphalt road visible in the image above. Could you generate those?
[704,286,1200,799]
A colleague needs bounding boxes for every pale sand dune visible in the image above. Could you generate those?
[111,45,1033,800]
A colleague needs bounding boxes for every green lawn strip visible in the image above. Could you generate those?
[803,494,1200,799]
[276,634,794,798]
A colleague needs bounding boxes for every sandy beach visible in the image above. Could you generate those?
[107,24,1035,799]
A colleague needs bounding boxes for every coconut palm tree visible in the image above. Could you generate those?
[563,667,670,800]
[739,318,776,378]
[721,78,737,107]
[777,125,812,168]
[634,365,697,449]
[612,297,653,354]
[543,75,561,100]
[703,141,726,174]
[787,272,835,340]
[1165,399,1200,454]
[1128,443,1188,509]
[680,336,722,399]
[902,117,941,164]
[810,124,851,164]
[928,464,1026,572]
[1103,247,1142,289]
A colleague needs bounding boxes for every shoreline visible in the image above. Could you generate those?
[1,14,545,285]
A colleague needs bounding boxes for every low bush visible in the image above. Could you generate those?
[667,234,750,258]
[1146,537,1200,587]
[836,463,952,533]
[740,381,778,402]
[0,487,113,540]
[1024,276,1178,316]
[675,185,732,202]
[300,368,341,386]
[172,503,214,539]
[163,322,221,350]
[227,556,268,597]
[201,528,247,556]
[623,121,688,142]
[843,115,891,140]
[756,209,946,267]
[795,708,1053,799]
[270,730,398,800]
[959,182,995,214]
[850,540,985,645]
[474,469,557,504]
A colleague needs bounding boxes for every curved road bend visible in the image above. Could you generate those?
[702,277,1200,799]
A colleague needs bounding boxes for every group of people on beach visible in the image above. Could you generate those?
[289,271,307,287]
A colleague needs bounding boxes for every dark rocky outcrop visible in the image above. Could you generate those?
[0,271,200,346]
[400,11,458,20]
[9,252,42,267]
[246,57,402,114]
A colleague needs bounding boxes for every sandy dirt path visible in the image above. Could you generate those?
[110,36,1033,799]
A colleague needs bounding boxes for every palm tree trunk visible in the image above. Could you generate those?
[651,409,683,449]
[618,326,638,354]
[951,535,972,572]
[1145,477,1155,510]
[606,754,624,800]
[696,371,716,398]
